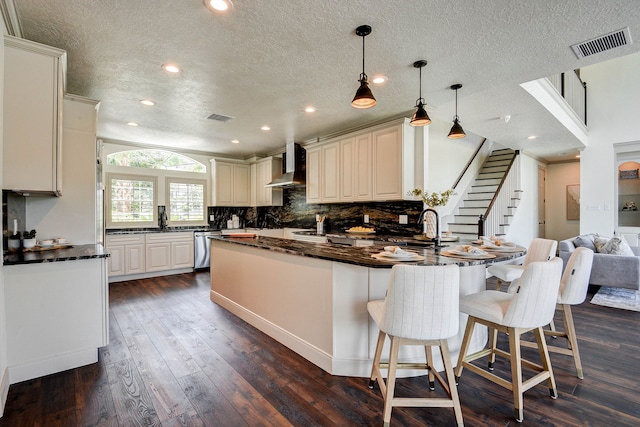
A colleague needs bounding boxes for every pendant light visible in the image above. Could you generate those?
[447,83,466,139]
[409,60,431,126]
[351,25,376,109]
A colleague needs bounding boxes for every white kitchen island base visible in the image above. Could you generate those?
[210,240,487,377]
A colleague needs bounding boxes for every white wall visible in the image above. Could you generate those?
[503,154,543,246]
[25,97,99,245]
[546,161,580,241]
[0,17,9,417]
[580,52,640,236]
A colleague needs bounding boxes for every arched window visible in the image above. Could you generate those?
[107,149,206,173]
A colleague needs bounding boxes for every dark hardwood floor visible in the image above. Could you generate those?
[1,271,639,426]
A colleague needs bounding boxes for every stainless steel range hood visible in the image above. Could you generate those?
[265,142,306,187]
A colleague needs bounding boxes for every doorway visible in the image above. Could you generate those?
[538,166,546,237]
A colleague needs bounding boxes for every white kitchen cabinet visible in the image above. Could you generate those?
[306,146,322,203]
[306,119,415,204]
[4,258,108,383]
[3,35,66,196]
[255,157,283,206]
[211,159,251,206]
[145,232,194,271]
[105,234,145,276]
[371,120,415,201]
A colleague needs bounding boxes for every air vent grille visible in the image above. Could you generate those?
[206,113,235,122]
[571,27,632,59]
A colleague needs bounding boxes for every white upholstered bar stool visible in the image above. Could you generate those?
[368,264,463,426]
[488,238,558,290]
[516,246,594,379]
[454,258,563,423]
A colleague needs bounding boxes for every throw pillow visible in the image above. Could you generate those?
[574,234,596,251]
[599,236,635,256]
[593,236,610,253]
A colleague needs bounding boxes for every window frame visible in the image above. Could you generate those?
[106,173,158,228]
[165,177,207,226]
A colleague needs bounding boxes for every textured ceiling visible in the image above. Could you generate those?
[11,0,640,161]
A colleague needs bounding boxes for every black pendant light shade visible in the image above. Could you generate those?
[448,83,466,139]
[410,60,431,126]
[351,25,376,109]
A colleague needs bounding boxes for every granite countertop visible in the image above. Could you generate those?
[210,235,525,269]
[3,244,110,266]
[106,227,220,235]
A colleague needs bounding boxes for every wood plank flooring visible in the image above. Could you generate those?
[1,271,639,426]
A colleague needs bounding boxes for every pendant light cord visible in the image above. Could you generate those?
[360,35,367,81]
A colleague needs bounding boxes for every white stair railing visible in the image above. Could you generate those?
[483,154,520,237]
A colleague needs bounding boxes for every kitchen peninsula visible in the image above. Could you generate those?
[209,235,525,377]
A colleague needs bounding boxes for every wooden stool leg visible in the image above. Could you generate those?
[440,340,464,427]
[562,304,584,379]
[534,326,558,399]
[455,316,477,381]
[382,337,401,426]
[425,345,435,390]
[369,330,386,388]
[488,327,498,370]
[508,328,524,422]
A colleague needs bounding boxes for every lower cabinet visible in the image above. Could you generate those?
[106,232,194,280]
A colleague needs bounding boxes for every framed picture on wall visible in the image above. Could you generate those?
[567,184,580,220]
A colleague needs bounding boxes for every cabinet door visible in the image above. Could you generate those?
[372,124,403,200]
[255,160,269,205]
[233,163,251,206]
[354,133,373,201]
[306,147,322,203]
[145,242,171,272]
[3,37,64,195]
[107,245,125,276]
[214,162,234,206]
[126,244,146,274]
[340,137,355,202]
[171,241,194,269]
[322,142,340,202]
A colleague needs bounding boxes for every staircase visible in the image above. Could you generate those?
[447,149,520,241]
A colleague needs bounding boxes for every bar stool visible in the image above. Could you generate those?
[368,264,463,426]
[454,258,563,422]
[487,238,557,290]
[516,246,594,379]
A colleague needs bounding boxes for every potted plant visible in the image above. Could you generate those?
[23,229,37,250]
[8,231,21,252]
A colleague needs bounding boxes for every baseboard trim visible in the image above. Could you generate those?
[8,348,97,384]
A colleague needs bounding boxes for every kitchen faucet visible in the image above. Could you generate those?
[417,208,441,247]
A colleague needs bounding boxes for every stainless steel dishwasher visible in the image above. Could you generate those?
[194,231,220,270]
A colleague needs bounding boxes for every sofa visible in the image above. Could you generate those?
[559,235,640,290]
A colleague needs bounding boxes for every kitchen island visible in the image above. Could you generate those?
[210,235,525,377]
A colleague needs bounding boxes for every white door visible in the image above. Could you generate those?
[538,166,546,237]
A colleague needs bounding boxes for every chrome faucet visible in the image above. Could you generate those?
[417,208,441,247]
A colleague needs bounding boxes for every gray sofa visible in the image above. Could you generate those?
[559,236,640,290]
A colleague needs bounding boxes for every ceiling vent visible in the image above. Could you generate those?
[571,27,632,59]
[206,113,235,122]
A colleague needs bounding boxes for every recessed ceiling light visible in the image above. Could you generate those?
[140,99,155,106]
[162,63,181,73]
[304,106,316,113]
[527,135,537,140]
[372,76,386,84]
[127,121,139,127]
[204,0,233,12]
[231,139,240,144]
[261,126,271,131]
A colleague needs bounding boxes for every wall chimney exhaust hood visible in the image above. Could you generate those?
[265,143,306,187]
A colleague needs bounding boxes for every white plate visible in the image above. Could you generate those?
[480,245,522,252]
[379,251,417,259]
[372,253,425,262]
[442,250,495,259]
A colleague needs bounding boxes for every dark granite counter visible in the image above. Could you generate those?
[106,227,219,235]
[3,244,110,266]
[210,235,525,269]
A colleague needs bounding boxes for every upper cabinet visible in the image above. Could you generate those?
[306,119,415,204]
[255,157,283,206]
[3,36,66,196]
[211,160,251,206]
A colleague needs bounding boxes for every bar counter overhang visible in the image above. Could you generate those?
[209,236,525,377]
